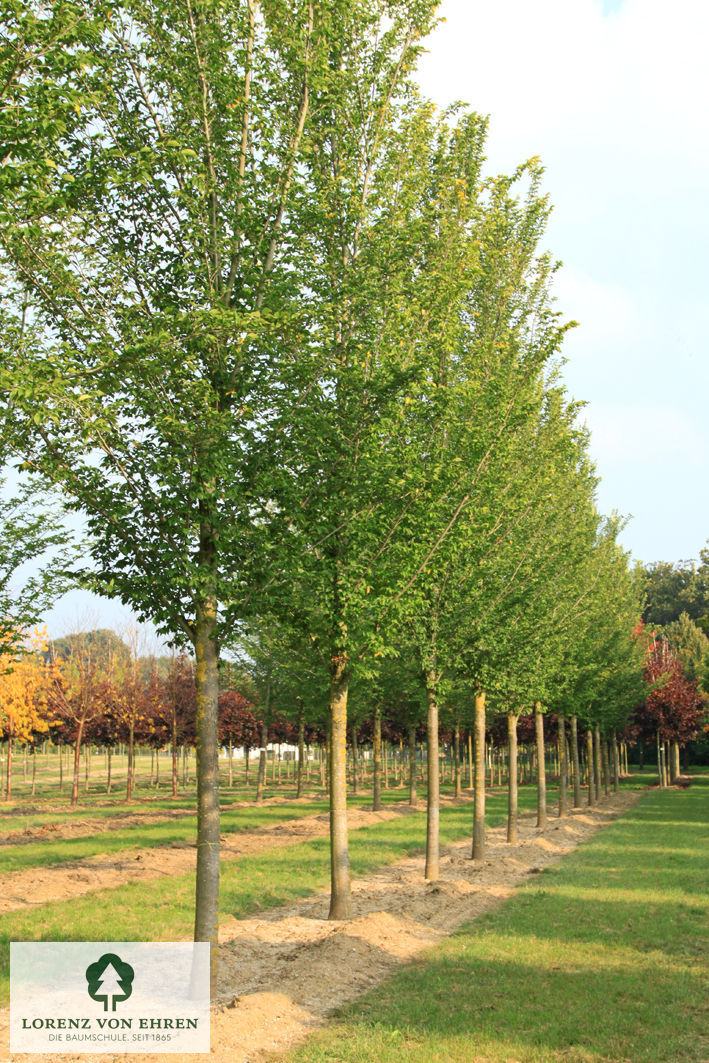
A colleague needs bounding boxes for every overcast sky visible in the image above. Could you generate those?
[417,0,709,567]
[41,0,708,635]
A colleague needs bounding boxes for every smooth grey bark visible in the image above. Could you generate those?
[570,715,582,808]
[558,714,568,818]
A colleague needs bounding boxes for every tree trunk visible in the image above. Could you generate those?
[586,729,596,805]
[228,740,233,788]
[558,714,568,818]
[507,712,519,844]
[424,667,440,881]
[328,655,352,920]
[594,726,603,799]
[126,720,135,801]
[535,703,547,829]
[5,738,13,801]
[192,599,221,999]
[59,741,63,792]
[171,713,178,798]
[670,740,681,784]
[408,723,417,807]
[453,724,462,798]
[472,690,486,861]
[602,738,611,796]
[107,746,112,795]
[31,749,37,796]
[256,717,268,804]
[467,731,473,790]
[570,715,582,808]
[71,721,85,807]
[372,703,382,811]
[612,735,620,792]
[297,700,305,799]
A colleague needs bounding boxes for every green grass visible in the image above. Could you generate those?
[0,784,536,1005]
[283,777,709,1063]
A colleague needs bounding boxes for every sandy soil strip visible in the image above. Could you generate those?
[0,800,424,913]
[0,788,640,1063]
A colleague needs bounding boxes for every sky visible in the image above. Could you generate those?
[417,0,709,567]
[40,0,709,636]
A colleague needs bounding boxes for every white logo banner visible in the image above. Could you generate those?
[11,942,210,1054]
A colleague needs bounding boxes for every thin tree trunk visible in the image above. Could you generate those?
[71,721,85,807]
[171,714,178,798]
[594,726,603,799]
[558,714,568,818]
[31,749,37,796]
[297,700,305,798]
[587,729,596,805]
[107,745,112,795]
[372,704,382,811]
[408,723,417,807]
[228,740,233,788]
[256,716,268,804]
[570,715,582,808]
[612,734,620,792]
[602,737,611,796]
[126,721,135,801]
[472,690,486,861]
[5,738,13,801]
[507,711,519,844]
[328,655,351,920]
[535,703,547,829]
[192,600,221,999]
[424,667,440,881]
[453,724,462,798]
[468,732,473,790]
[670,740,681,784]
[59,741,63,792]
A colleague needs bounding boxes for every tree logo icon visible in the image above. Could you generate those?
[85,953,135,1011]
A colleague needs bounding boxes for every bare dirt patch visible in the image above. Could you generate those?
[0,788,640,1063]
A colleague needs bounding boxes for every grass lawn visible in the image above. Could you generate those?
[283,776,709,1063]
[0,784,534,1005]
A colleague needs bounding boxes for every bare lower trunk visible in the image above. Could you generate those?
[71,721,85,807]
[453,724,462,798]
[594,726,603,799]
[558,715,568,818]
[351,727,359,795]
[468,732,473,790]
[612,735,620,792]
[297,701,305,799]
[424,667,440,881]
[670,740,681,784]
[328,656,351,920]
[5,738,13,801]
[372,704,382,811]
[507,712,519,844]
[408,723,417,807]
[256,718,268,804]
[126,722,135,801]
[570,715,582,808]
[193,601,220,1000]
[535,703,547,828]
[107,746,112,795]
[171,714,178,799]
[472,690,486,861]
[602,737,611,796]
[586,729,596,805]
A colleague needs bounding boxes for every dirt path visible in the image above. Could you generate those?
[0,788,641,1063]
[0,791,326,848]
[0,801,424,913]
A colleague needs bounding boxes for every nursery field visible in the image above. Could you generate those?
[2,765,701,1063]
